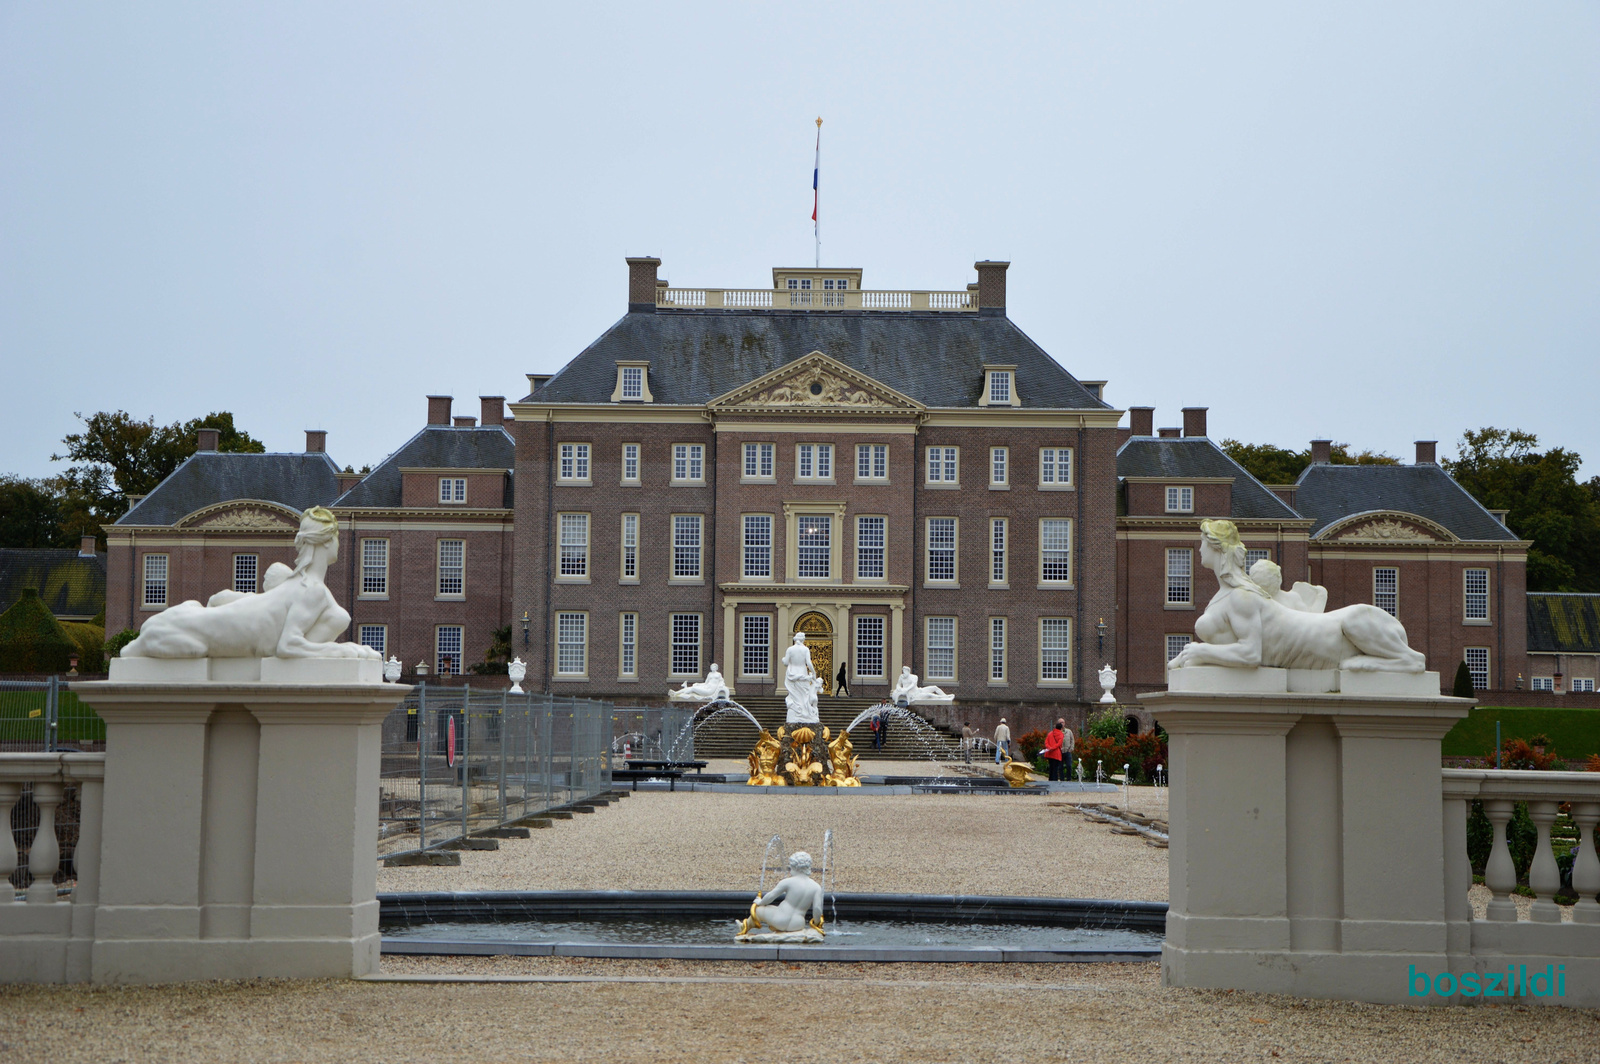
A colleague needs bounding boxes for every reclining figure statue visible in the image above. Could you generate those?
[121,506,379,661]
[1168,519,1424,673]
[668,664,730,702]
[890,665,954,705]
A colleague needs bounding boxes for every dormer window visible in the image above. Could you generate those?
[621,366,642,399]
[611,360,653,402]
[979,364,1020,407]
[1165,486,1193,513]
[439,477,466,504]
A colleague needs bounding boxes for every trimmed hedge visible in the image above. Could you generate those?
[60,622,106,674]
[1442,706,1600,761]
[0,588,76,674]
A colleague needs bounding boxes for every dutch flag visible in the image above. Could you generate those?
[811,121,820,227]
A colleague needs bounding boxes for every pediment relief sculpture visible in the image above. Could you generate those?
[183,506,300,531]
[712,353,919,412]
[1336,518,1435,542]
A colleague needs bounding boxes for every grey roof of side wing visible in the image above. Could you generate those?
[117,453,343,526]
[0,549,106,618]
[1526,593,1600,654]
[334,425,514,509]
[522,311,1110,409]
[1115,437,1302,520]
[1292,464,1521,541]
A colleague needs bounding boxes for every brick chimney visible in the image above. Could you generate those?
[1182,407,1208,438]
[974,261,1009,316]
[79,534,98,558]
[196,427,220,452]
[453,416,477,427]
[480,396,505,427]
[1129,407,1154,437]
[1310,439,1332,465]
[427,395,453,425]
[627,256,661,312]
[304,430,326,453]
[1415,440,1437,465]
[1158,427,1181,438]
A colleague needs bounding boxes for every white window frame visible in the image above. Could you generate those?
[618,612,637,679]
[436,539,465,599]
[557,512,590,582]
[357,624,386,657]
[1166,634,1193,662]
[855,443,888,484]
[925,445,959,487]
[1374,567,1398,617]
[360,538,389,598]
[1165,485,1193,514]
[989,518,1008,588]
[1039,617,1073,685]
[855,515,886,581]
[989,617,1006,684]
[1039,447,1073,490]
[1039,518,1073,586]
[1531,676,1554,692]
[436,626,463,676]
[988,370,1011,404]
[233,553,259,594]
[620,513,639,583]
[1571,678,1596,693]
[439,477,467,504]
[796,514,832,580]
[1465,647,1490,691]
[926,516,958,585]
[557,443,591,484]
[1245,548,1272,570]
[620,443,641,485]
[555,612,588,678]
[925,616,957,682]
[742,442,776,483]
[741,613,773,680]
[795,443,834,483]
[1166,548,1192,608]
[742,514,774,581]
[670,613,702,677]
[855,615,886,681]
[671,443,705,485]
[1464,568,1490,624]
[671,514,703,582]
[990,447,1009,488]
[619,365,644,400]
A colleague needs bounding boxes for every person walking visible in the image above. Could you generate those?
[993,718,1011,763]
[1043,719,1067,782]
[870,708,884,750]
[1061,718,1076,782]
[835,661,850,697]
[961,721,975,764]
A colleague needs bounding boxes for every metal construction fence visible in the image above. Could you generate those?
[377,685,613,858]
[0,679,106,752]
[609,703,698,762]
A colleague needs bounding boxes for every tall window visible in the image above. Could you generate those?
[1040,618,1072,682]
[1166,634,1193,661]
[558,443,590,482]
[358,625,386,656]
[1166,548,1192,606]
[558,513,589,578]
[436,626,463,675]
[857,444,887,481]
[673,515,702,579]
[796,443,832,481]
[671,614,701,675]
[856,516,885,580]
[990,447,1008,487]
[620,365,643,399]
[361,539,388,596]
[233,554,258,594]
[988,370,1011,404]
[618,613,637,678]
[437,540,465,597]
[989,617,1006,682]
[1245,548,1271,570]
[1040,519,1072,584]
[743,515,773,579]
[142,554,169,606]
[1165,486,1193,513]
[990,518,1008,585]
[1374,568,1398,616]
[620,514,638,581]
[672,444,704,483]
[927,517,957,582]
[1040,447,1072,487]
[742,614,771,677]
[556,613,587,676]
[796,515,831,579]
[743,443,774,480]
[926,616,956,681]
[1464,569,1489,621]
[1465,647,1489,691]
[439,477,466,503]
[621,443,640,484]
[856,616,885,679]
[927,446,958,484]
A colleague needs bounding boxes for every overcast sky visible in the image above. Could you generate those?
[3,2,1596,480]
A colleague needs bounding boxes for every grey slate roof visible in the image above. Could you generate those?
[118,453,343,526]
[1115,437,1302,520]
[334,425,514,509]
[0,549,106,620]
[1526,593,1600,654]
[524,311,1109,409]
[1292,464,1520,541]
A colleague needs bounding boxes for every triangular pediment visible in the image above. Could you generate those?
[708,352,923,413]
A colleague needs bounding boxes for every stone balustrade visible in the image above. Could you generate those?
[656,287,976,311]
[0,753,105,982]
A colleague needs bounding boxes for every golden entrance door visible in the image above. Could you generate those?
[793,612,833,685]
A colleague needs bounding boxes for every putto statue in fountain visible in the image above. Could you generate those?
[668,664,730,702]
[782,634,820,724]
[1168,519,1425,674]
[890,665,954,706]
[735,851,825,943]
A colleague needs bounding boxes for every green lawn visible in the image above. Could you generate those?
[0,690,106,744]
[1442,706,1600,762]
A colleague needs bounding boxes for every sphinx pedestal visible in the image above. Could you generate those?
[73,659,406,983]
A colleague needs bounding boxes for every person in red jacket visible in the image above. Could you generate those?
[1043,719,1068,782]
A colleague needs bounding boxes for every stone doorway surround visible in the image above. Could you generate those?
[715,584,908,697]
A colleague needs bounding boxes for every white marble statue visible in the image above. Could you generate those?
[783,634,820,724]
[121,507,379,661]
[508,657,527,694]
[1098,663,1118,703]
[890,665,954,705]
[736,851,824,942]
[1168,519,1425,673]
[1249,558,1328,613]
[668,664,730,703]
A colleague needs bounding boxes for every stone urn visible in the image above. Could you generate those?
[508,657,527,694]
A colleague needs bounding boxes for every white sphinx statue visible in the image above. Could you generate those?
[782,634,820,724]
[890,665,954,705]
[1168,519,1425,674]
[122,506,379,662]
[668,664,730,702]
[735,851,825,943]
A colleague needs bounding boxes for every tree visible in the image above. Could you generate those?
[1218,440,1399,485]
[1453,661,1475,698]
[1443,428,1600,592]
[0,476,68,548]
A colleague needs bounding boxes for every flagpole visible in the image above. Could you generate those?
[814,117,822,268]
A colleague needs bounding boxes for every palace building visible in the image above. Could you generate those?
[103,256,1558,732]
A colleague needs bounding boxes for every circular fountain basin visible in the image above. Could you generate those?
[380,890,1165,963]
